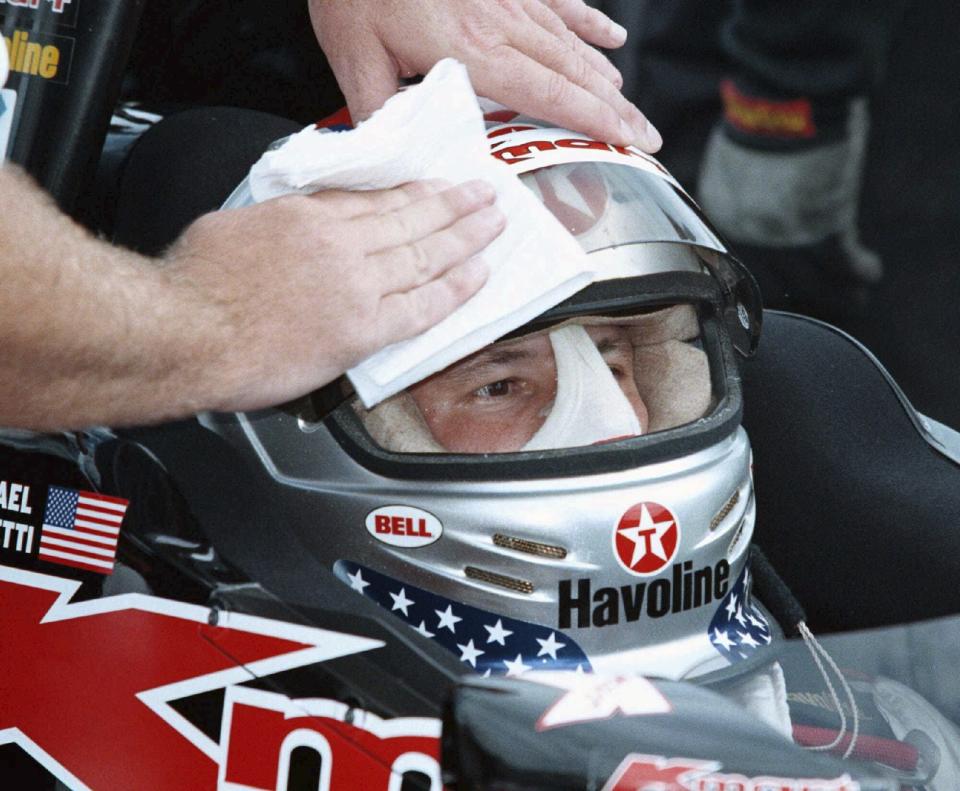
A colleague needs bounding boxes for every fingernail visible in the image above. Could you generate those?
[640,120,663,152]
[610,21,628,45]
[479,205,507,230]
[424,178,453,191]
[620,116,662,152]
[464,255,489,282]
[462,179,496,203]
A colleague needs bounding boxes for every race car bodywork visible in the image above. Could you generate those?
[0,425,903,791]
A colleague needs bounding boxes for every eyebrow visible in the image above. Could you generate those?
[444,346,539,382]
[434,329,629,387]
[456,334,624,372]
[595,335,632,356]
[595,337,616,355]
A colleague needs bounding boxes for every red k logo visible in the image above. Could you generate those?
[220,687,441,790]
[0,566,380,790]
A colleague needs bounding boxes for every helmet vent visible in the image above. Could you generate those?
[465,566,535,594]
[493,534,568,560]
[726,517,747,559]
[709,490,740,531]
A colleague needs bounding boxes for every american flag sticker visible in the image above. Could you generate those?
[334,560,591,677]
[38,486,129,575]
[708,565,772,663]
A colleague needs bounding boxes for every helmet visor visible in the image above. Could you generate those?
[354,302,716,455]
[520,161,727,265]
[520,160,761,357]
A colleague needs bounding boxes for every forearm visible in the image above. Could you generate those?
[0,166,501,430]
[0,166,227,430]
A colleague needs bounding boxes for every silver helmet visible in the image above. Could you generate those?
[211,120,773,681]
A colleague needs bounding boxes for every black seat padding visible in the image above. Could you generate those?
[112,106,301,256]
[741,312,960,633]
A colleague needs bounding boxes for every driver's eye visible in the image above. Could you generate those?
[475,380,513,398]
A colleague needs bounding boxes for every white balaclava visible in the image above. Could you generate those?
[523,325,642,451]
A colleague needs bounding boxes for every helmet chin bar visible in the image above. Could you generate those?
[224,406,764,680]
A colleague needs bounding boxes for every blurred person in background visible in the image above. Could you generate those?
[590,0,910,321]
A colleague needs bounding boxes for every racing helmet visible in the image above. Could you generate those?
[211,119,773,681]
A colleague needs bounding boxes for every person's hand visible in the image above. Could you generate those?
[164,179,503,411]
[309,0,661,152]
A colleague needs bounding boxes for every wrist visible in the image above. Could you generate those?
[152,254,246,418]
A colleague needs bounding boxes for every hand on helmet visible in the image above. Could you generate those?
[309,0,661,152]
[165,179,502,411]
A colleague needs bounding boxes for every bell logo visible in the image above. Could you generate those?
[365,506,443,549]
[613,502,679,577]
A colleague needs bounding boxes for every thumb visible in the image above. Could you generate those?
[332,39,402,123]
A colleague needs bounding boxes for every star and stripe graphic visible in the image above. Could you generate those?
[334,560,591,677]
[708,565,772,662]
[38,486,129,575]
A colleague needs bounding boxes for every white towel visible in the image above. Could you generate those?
[246,59,593,408]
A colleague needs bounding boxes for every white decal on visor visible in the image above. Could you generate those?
[487,125,682,186]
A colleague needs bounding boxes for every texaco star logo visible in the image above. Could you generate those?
[613,502,680,576]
